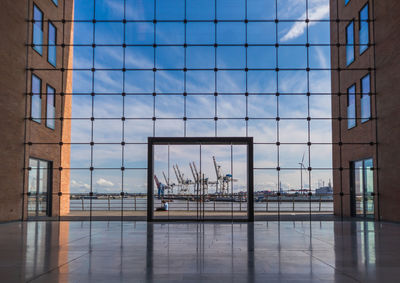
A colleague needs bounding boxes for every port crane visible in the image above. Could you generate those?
[189,161,209,195]
[155,156,239,196]
[212,156,238,195]
[153,175,166,198]
[173,164,191,194]
[162,171,174,194]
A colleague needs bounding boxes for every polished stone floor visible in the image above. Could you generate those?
[1,221,400,282]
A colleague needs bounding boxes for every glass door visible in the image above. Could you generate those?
[351,158,374,218]
[153,144,201,220]
[363,159,374,217]
[199,144,248,220]
[28,158,52,217]
[149,138,252,221]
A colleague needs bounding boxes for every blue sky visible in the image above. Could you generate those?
[69,0,332,194]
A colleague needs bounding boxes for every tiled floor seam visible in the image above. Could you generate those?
[27,251,90,283]
[301,250,362,283]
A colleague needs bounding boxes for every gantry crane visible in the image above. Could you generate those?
[173,164,190,194]
[162,171,173,194]
[189,161,209,195]
[212,156,238,195]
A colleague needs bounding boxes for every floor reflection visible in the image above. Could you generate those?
[0,220,399,282]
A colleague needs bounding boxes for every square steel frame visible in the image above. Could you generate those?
[147,137,254,221]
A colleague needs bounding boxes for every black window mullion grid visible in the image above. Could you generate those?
[153,0,156,137]
[184,0,187,137]
[245,0,248,138]
[275,0,281,219]
[22,0,379,221]
[89,0,97,220]
[214,0,218,137]
[121,0,127,220]
[370,0,380,219]
[56,0,67,220]
[306,0,312,218]
[336,0,344,219]
[231,144,233,220]
[22,1,33,219]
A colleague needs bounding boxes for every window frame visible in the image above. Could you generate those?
[345,20,355,66]
[47,21,57,67]
[27,157,53,217]
[46,84,56,130]
[31,74,42,124]
[347,84,356,129]
[345,0,351,6]
[359,3,369,55]
[51,0,58,6]
[350,157,374,218]
[32,3,44,56]
[360,73,371,123]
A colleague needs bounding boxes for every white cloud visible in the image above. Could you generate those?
[71,179,90,190]
[96,178,114,187]
[281,2,329,42]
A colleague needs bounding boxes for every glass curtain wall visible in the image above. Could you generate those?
[24,0,378,221]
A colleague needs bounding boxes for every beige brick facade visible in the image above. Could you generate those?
[0,0,73,221]
[330,0,400,221]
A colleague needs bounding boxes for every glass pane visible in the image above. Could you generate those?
[247,0,275,20]
[187,0,214,20]
[28,159,38,216]
[361,74,371,122]
[217,0,245,20]
[48,23,56,66]
[364,158,374,216]
[247,22,275,44]
[31,75,41,123]
[186,23,215,44]
[38,161,48,215]
[124,169,147,217]
[364,159,373,193]
[38,161,48,194]
[247,47,275,69]
[354,160,363,215]
[346,22,354,65]
[347,85,356,128]
[28,159,38,194]
[156,0,184,20]
[217,23,245,44]
[46,86,55,129]
[33,5,43,54]
[126,0,154,20]
[359,5,369,54]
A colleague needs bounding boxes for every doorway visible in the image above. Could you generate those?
[350,158,374,218]
[27,158,52,217]
[147,137,254,221]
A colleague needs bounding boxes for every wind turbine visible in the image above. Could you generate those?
[298,151,306,195]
